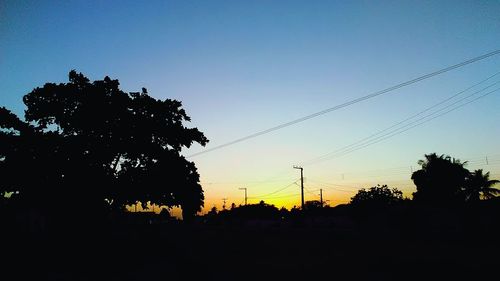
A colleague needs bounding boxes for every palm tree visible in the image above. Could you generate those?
[465,169,500,201]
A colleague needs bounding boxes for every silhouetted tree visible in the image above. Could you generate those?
[289,205,301,217]
[302,200,328,217]
[227,201,281,220]
[304,200,323,210]
[279,207,289,219]
[464,169,500,201]
[411,153,469,205]
[350,185,403,207]
[208,206,218,215]
[0,71,208,222]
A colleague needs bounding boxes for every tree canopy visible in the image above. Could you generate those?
[464,169,500,202]
[411,153,469,204]
[350,184,404,207]
[0,70,208,221]
[411,153,500,205]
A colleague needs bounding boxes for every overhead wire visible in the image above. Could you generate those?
[229,79,500,194]
[325,86,500,160]
[196,56,500,204]
[216,152,500,201]
[311,84,500,163]
[198,62,500,205]
[187,50,500,158]
[200,178,293,185]
[304,187,320,196]
[301,71,500,166]
[247,180,299,199]
[254,193,301,200]
[301,75,500,166]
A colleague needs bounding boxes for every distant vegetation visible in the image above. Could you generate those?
[350,184,404,207]
[201,153,499,225]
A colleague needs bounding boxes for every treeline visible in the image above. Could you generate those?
[200,153,500,227]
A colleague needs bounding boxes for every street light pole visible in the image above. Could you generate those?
[293,166,304,210]
[239,187,248,205]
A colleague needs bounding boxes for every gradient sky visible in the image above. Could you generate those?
[1,0,500,213]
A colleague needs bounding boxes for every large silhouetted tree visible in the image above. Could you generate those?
[0,70,208,221]
[464,169,500,201]
[411,153,469,205]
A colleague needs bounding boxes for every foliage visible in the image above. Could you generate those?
[411,153,500,204]
[0,71,208,220]
[411,153,469,204]
[205,201,282,222]
[229,200,281,220]
[304,200,324,210]
[464,169,500,201]
[350,184,403,207]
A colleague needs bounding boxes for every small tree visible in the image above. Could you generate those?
[304,200,323,210]
[208,206,218,215]
[350,185,403,207]
[411,153,469,204]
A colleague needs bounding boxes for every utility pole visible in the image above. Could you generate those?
[320,189,323,206]
[222,198,227,210]
[293,166,304,210]
[239,187,248,205]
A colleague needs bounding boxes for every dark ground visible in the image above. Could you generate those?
[3,214,499,281]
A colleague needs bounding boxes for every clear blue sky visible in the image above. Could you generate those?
[1,0,499,211]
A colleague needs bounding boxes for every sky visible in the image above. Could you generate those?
[1,0,500,214]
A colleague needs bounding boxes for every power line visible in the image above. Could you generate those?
[309,183,357,193]
[205,156,499,188]
[201,178,291,185]
[304,77,500,164]
[304,187,320,196]
[307,179,359,188]
[258,152,500,196]
[306,179,360,193]
[324,87,500,161]
[210,80,500,195]
[248,180,299,199]
[305,154,500,181]
[187,50,500,158]
[301,153,500,194]
[301,77,500,166]
[301,71,500,166]
[254,193,301,200]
